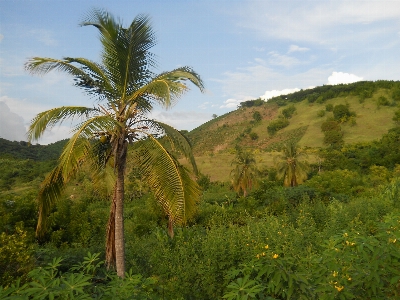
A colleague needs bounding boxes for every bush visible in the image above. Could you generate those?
[321,120,341,132]
[281,105,296,119]
[252,111,262,122]
[325,103,334,112]
[267,118,289,135]
[249,132,259,140]
[333,104,353,121]
[377,95,390,106]
[317,109,326,117]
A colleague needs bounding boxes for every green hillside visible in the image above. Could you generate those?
[186,80,400,181]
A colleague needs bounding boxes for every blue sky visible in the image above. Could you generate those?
[1,0,400,144]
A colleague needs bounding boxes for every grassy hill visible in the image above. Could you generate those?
[186,80,400,181]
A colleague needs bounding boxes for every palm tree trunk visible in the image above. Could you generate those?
[115,140,128,277]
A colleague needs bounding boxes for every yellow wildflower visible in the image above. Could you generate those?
[348,277,352,281]
[335,285,344,292]
[256,254,260,259]
[262,252,266,256]
[273,253,279,259]
[332,271,338,277]
[343,233,348,237]
[265,245,269,249]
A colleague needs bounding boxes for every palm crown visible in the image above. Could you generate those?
[25,9,204,277]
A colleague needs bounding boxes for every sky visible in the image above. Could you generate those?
[1,0,400,144]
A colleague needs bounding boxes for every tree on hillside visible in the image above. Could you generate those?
[230,148,257,197]
[275,141,309,187]
[25,9,204,277]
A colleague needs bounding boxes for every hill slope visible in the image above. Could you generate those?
[186,80,400,181]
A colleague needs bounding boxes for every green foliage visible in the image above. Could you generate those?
[224,213,400,299]
[317,109,326,117]
[305,169,364,200]
[252,111,262,122]
[0,225,35,287]
[323,130,344,148]
[0,252,159,299]
[393,109,400,124]
[0,138,67,161]
[377,95,391,107]
[325,103,334,112]
[267,118,290,135]
[321,120,341,132]
[240,98,265,108]
[249,132,259,140]
[281,105,296,119]
[333,104,354,121]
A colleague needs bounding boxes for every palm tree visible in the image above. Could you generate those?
[25,9,204,277]
[275,141,309,187]
[230,148,257,197]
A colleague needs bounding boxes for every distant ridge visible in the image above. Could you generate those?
[0,138,67,161]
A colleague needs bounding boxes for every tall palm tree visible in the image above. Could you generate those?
[25,9,204,277]
[275,141,309,187]
[230,148,257,197]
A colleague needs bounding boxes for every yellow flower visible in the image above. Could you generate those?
[332,271,338,277]
[348,277,352,281]
[262,252,266,256]
[272,253,279,259]
[389,238,397,244]
[265,245,269,249]
[256,254,260,259]
[335,285,344,292]
[343,233,348,237]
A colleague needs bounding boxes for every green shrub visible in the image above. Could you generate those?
[252,111,262,122]
[282,105,296,119]
[377,95,391,106]
[267,118,289,135]
[325,103,334,112]
[317,109,326,117]
[249,132,259,140]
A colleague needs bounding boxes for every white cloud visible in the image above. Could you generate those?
[220,96,254,109]
[327,72,363,85]
[29,29,57,46]
[0,101,27,141]
[288,45,309,53]
[268,51,301,67]
[260,88,301,101]
[236,1,400,44]
[150,110,213,131]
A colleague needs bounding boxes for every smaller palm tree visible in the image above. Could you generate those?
[275,141,309,187]
[230,148,257,197]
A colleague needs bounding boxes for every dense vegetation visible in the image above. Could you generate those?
[2,81,400,299]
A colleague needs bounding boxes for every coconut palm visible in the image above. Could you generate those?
[25,9,204,277]
[275,141,309,187]
[230,148,257,197]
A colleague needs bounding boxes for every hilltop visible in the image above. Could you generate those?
[186,80,400,181]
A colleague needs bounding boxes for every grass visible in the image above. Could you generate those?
[185,85,399,182]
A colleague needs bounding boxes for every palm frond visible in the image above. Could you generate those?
[150,121,198,175]
[59,115,119,180]
[36,165,65,238]
[28,106,98,142]
[125,67,204,111]
[25,57,88,77]
[132,135,200,225]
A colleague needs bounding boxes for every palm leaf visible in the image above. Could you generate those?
[36,166,65,238]
[132,135,201,225]
[28,106,99,142]
[125,67,204,111]
[149,121,199,175]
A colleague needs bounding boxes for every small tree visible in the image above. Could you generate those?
[230,148,257,197]
[252,111,262,122]
[275,141,309,187]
